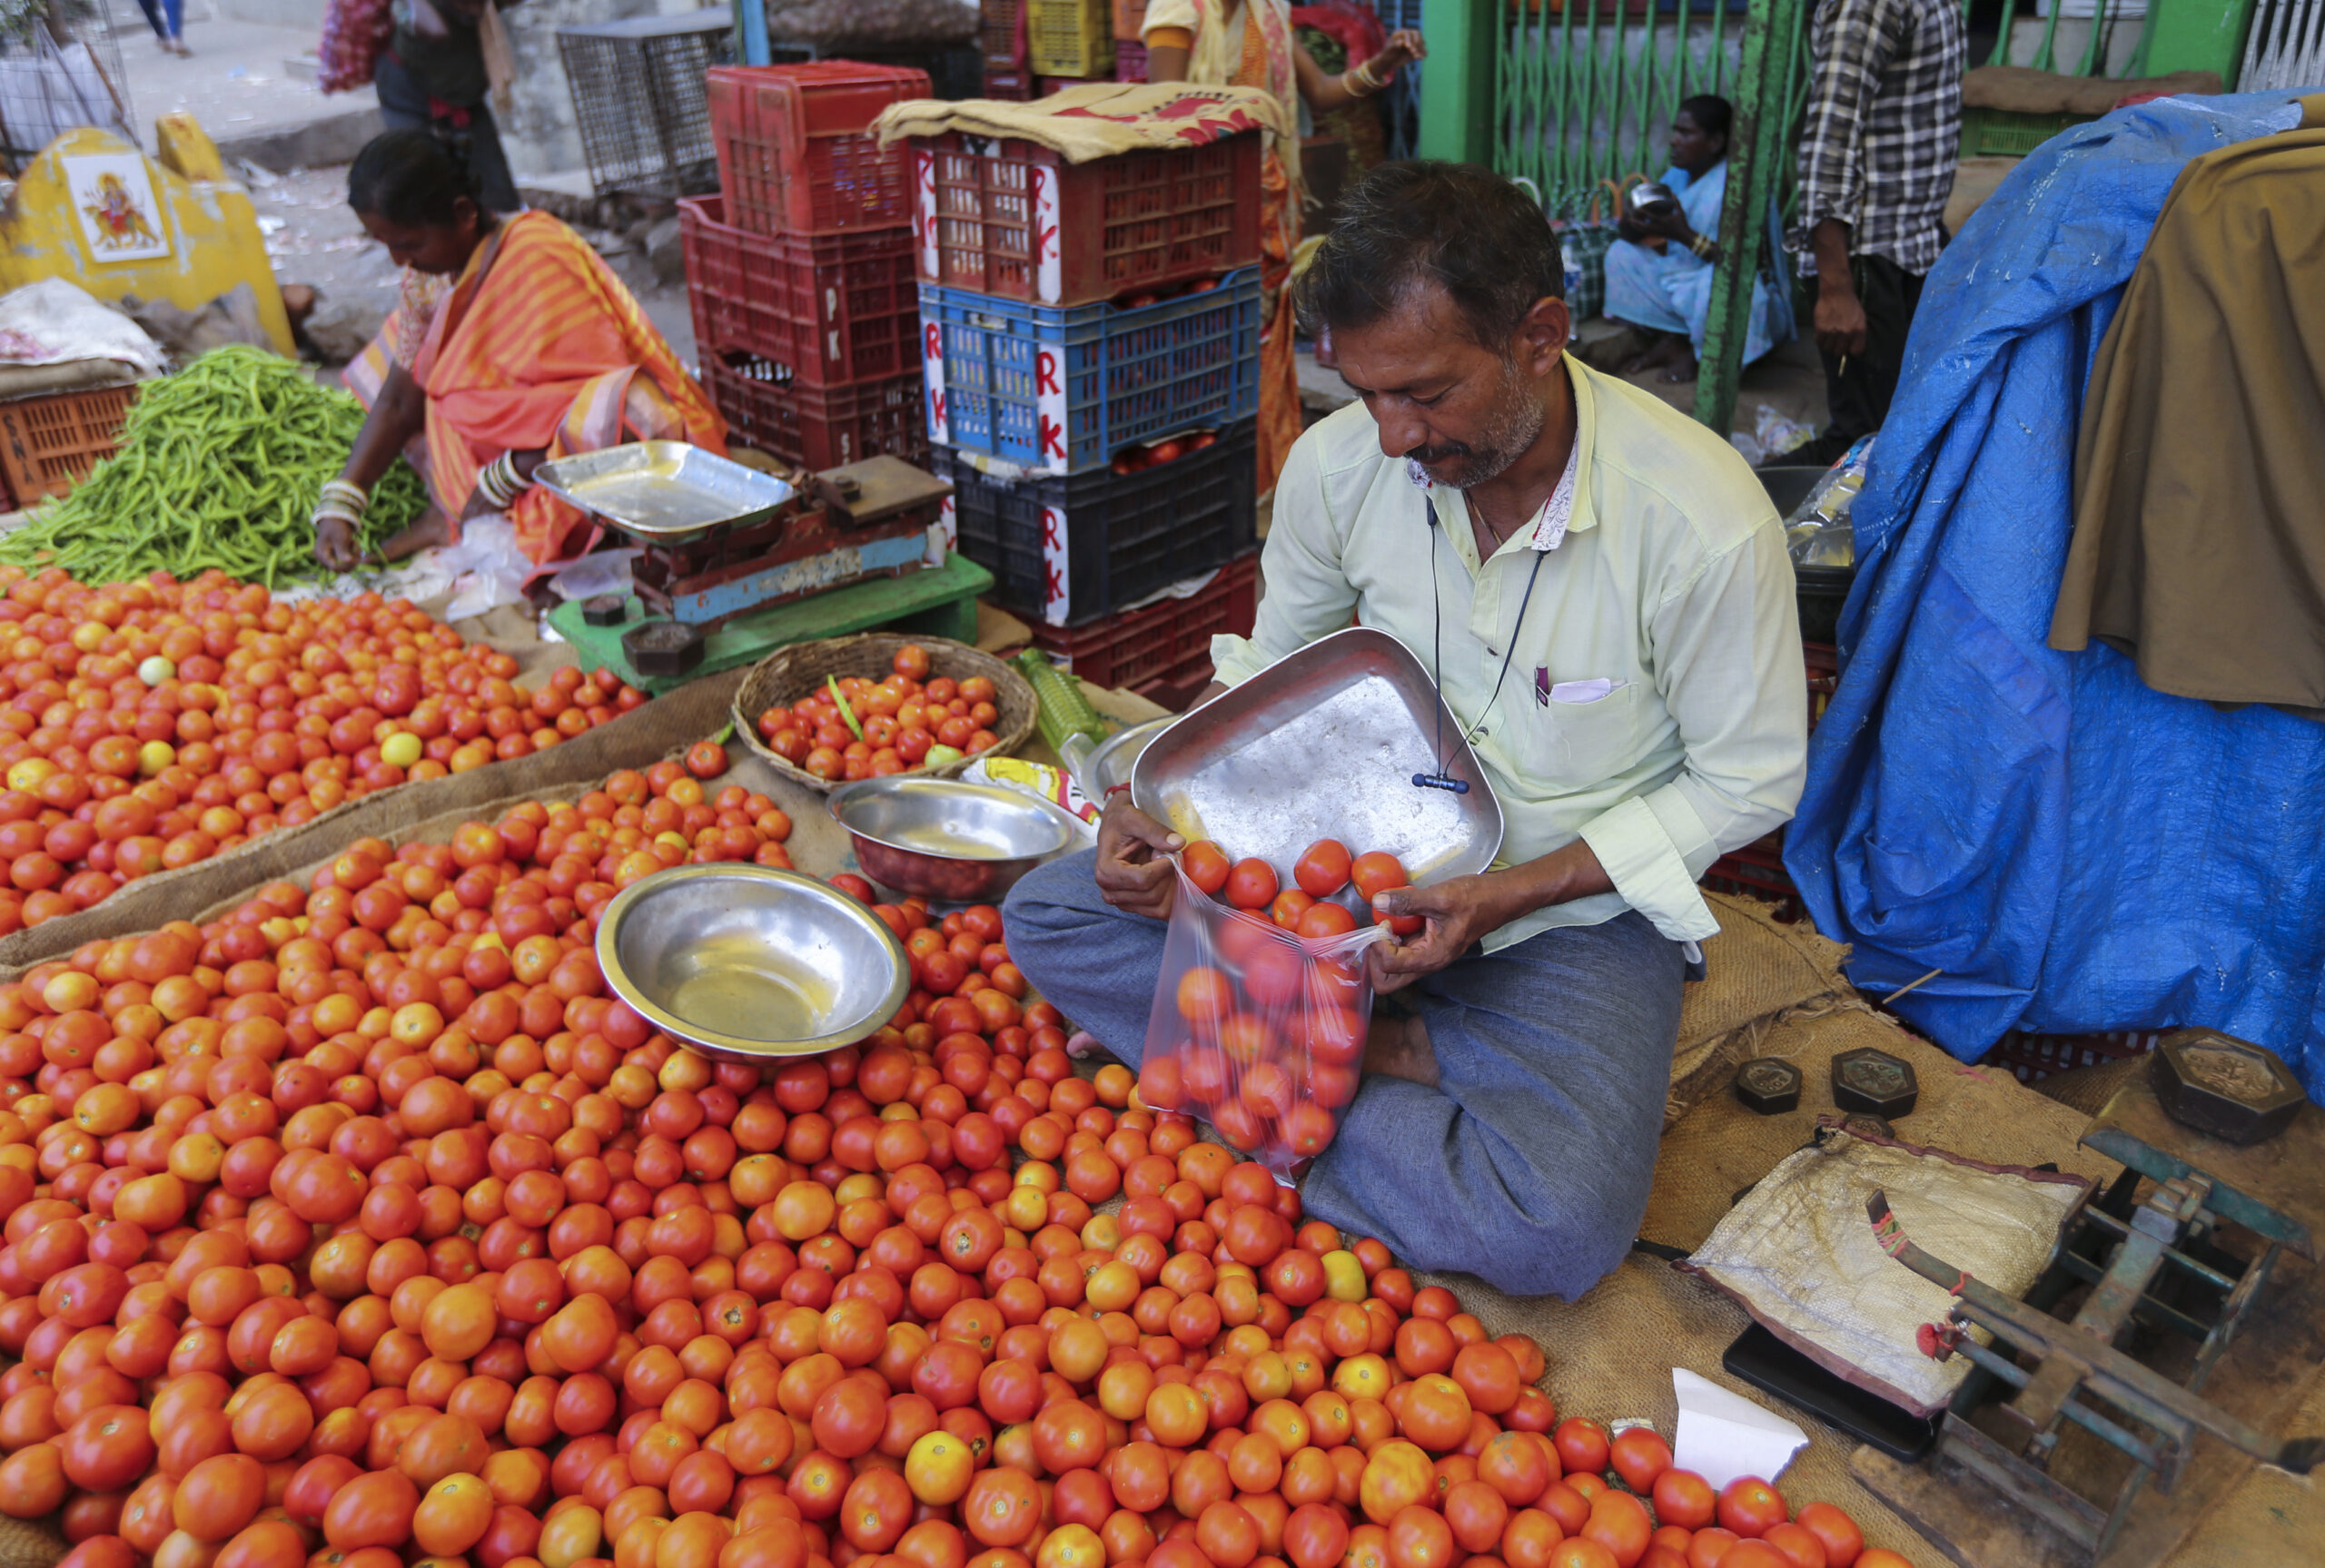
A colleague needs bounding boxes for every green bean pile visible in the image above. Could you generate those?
[0,345,429,587]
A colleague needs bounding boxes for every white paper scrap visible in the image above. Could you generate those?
[1671,1369,1808,1490]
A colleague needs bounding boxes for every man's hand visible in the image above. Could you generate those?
[1093,797,1185,921]
[1815,275,1868,360]
[1366,873,1518,994]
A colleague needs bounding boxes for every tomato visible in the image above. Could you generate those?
[1649,1469,1716,1532]
[1292,839,1352,896]
[1768,1507,1851,1568]
[1716,1477,1788,1540]
[1359,1440,1435,1524]
[1608,1426,1672,1493]
[1222,858,1280,912]
[1283,1502,1350,1568]
[173,1452,265,1541]
[1579,1490,1650,1568]
[1443,1479,1511,1554]
[685,740,728,779]
[1182,841,1232,895]
[1551,1418,1610,1479]
[1760,1523,1831,1568]
[322,1470,420,1550]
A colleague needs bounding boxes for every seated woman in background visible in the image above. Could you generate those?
[1603,95,1792,383]
[316,129,724,577]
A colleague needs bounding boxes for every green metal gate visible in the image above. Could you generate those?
[1489,0,1813,436]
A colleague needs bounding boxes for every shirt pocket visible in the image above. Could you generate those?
[1508,677,1642,792]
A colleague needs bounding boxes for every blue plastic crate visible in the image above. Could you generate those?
[919,266,1261,474]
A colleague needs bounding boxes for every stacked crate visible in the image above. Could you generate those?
[906,119,1268,689]
[1113,0,1147,82]
[689,62,932,469]
[982,0,1034,98]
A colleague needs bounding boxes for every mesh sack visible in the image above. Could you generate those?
[1133,860,1384,1178]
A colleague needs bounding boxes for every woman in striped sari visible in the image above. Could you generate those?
[1142,2,1421,495]
[315,130,724,575]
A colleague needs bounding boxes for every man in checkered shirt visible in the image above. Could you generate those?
[1790,0,1964,463]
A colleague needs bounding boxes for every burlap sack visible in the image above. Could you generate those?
[1410,1004,2112,1563]
[1961,64,2223,116]
[0,668,753,981]
[1667,892,1853,1129]
[0,1517,65,1568]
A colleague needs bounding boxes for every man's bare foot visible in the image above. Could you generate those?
[379,508,451,561]
[1363,1013,1440,1089]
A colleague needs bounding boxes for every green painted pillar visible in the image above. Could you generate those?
[2132,0,2259,81]
[1416,0,1499,165]
[1693,0,1806,436]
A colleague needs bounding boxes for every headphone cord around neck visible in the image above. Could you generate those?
[1422,495,1546,783]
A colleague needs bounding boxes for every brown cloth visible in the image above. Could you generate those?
[1960,64,2221,116]
[2050,95,2325,710]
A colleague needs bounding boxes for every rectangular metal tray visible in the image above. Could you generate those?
[534,441,796,543]
[1131,626,1504,884]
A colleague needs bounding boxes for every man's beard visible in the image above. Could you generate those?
[1404,358,1548,490]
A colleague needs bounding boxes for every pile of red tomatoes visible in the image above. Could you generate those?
[0,567,643,932]
[754,646,1004,784]
[0,759,1906,1568]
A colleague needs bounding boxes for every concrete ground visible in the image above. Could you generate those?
[108,5,379,160]
[104,4,694,372]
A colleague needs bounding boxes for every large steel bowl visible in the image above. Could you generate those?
[595,864,909,1061]
[828,777,1079,902]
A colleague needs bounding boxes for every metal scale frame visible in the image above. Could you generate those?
[1852,1031,2325,1568]
[633,457,952,626]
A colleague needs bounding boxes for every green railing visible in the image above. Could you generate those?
[1485,0,1813,434]
[1495,0,1771,212]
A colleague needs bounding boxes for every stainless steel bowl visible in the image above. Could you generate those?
[828,777,1079,902]
[595,864,909,1061]
[1061,716,1173,801]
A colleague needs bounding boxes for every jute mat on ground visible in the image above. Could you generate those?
[1416,1004,2114,1564]
[1667,894,1853,1129]
[0,1517,64,1568]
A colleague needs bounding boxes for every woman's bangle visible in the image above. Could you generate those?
[475,453,526,511]
[319,478,369,516]
[1689,233,1717,261]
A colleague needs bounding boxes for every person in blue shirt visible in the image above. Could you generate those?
[1603,96,1792,383]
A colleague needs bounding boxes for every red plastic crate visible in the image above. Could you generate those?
[706,353,927,472]
[0,381,137,505]
[984,0,1026,67]
[912,129,1261,306]
[1979,1030,2162,1085]
[1029,552,1257,690]
[707,62,929,236]
[1113,0,1145,38]
[678,195,917,388]
[984,66,1036,99]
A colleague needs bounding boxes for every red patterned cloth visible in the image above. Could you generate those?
[318,0,393,94]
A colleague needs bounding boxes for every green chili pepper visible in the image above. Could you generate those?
[0,345,428,585]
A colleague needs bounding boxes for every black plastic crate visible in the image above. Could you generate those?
[933,418,1255,626]
[555,12,776,199]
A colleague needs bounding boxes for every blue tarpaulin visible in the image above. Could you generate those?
[1783,91,2325,1101]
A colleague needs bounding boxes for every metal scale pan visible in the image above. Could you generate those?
[1130,626,1504,883]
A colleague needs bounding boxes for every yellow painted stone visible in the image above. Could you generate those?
[0,121,292,355]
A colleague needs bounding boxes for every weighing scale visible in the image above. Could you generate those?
[536,445,952,677]
[1848,1030,2325,1568]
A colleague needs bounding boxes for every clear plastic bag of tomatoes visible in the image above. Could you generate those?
[1133,859,1387,1178]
